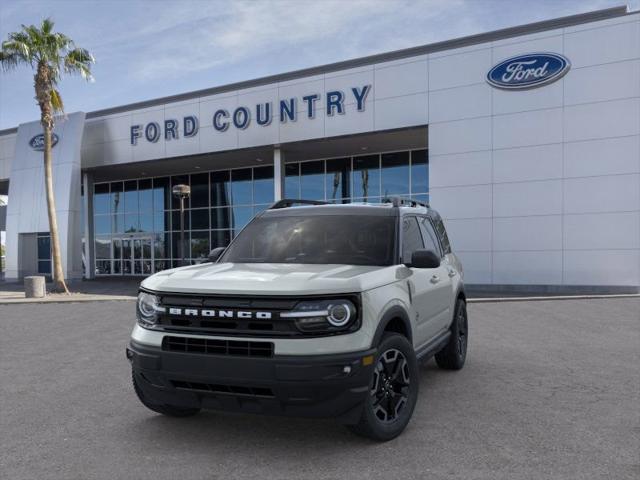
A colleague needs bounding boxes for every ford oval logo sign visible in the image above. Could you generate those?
[487,53,570,90]
[29,133,59,151]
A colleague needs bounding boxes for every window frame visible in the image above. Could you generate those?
[400,215,425,265]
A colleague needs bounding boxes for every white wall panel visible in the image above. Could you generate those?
[492,80,563,115]
[199,124,238,153]
[456,251,492,283]
[429,150,492,187]
[493,180,562,217]
[563,174,640,214]
[373,93,428,131]
[564,98,640,142]
[493,108,563,149]
[428,48,492,90]
[325,102,374,138]
[428,83,491,123]
[324,68,374,107]
[563,250,640,286]
[564,135,640,178]
[493,215,562,251]
[564,60,640,106]
[429,184,492,219]
[279,113,325,143]
[564,212,640,250]
[564,20,640,68]
[493,251,563,284]
[429,116,491,155]
[493,143,562,183]
[443,218,492,252]
[374,60,427,100]
[492,33,563,60]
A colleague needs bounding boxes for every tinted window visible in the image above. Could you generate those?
[221,215,396,266]
[402,217,424,264]
[430,212,451,254]
[419,217,442,257]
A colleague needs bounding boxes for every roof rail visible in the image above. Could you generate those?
[269,198,328,209]
[382,196,430,208]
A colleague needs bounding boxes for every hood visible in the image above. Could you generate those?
[141,262,399,295]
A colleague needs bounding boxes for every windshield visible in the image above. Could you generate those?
[220,214,396,266]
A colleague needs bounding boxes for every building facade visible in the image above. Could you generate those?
[0,6,638,292]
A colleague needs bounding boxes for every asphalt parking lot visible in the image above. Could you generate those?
[1,297,638,480]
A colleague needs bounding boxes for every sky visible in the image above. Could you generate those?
[0,0,636,130]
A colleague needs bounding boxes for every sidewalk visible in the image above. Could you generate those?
[0,277,139,304]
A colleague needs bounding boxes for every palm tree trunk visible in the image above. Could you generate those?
[43,122,69,293]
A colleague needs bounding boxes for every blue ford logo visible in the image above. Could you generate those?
[487,53,570,90]
[29,133,59,151]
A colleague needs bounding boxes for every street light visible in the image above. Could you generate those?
[172,184,191,267]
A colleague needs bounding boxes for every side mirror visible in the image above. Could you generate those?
[207,247,226,263]
[407,249,440,269]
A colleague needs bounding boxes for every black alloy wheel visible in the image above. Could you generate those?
[371,348,411,423]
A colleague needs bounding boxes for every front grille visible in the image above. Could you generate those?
[162,336,274,357]
[171,380,274,397]
[156,295,300,337]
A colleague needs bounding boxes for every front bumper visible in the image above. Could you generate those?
[127,340,376,423]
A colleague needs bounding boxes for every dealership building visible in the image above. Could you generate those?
[0,6,638,292]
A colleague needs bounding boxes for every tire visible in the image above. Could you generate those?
[132,371,201,417]
[348,333,419,441]
[435,298,468,370]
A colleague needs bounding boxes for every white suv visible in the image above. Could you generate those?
[127,198,468,441]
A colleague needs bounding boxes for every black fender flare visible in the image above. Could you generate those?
[371,305,413,348]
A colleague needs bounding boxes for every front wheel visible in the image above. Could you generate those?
[435,298,468,370]
[347,333,419,441]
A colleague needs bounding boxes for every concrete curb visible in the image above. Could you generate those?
[0,295,136,304]
[467,293,640,303]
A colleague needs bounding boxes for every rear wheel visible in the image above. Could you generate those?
[132,371,201,417]
[348,333,419,441]
[435,298,468,370]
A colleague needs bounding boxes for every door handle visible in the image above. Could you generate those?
[448,268,457,278]
[430,275,440,284]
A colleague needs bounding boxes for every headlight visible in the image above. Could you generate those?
[281,299,357,333]
[136,292,164,327]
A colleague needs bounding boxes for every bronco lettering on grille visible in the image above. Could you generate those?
[167,308,272,319]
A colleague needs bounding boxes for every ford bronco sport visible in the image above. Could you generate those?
[127,197,468,441]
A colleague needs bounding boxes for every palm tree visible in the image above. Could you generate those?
[0,18,94,293]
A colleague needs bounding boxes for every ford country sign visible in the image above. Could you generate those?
[29,133,59,151]
[487,53,570,90]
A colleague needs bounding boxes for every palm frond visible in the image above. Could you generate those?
[64,47,94,81]
[50,88,64,113]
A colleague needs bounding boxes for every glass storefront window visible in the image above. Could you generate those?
[381,152,410,197]
[353,155,381,201]
[191,208,209,230]
[138,179,153,212]
[411,149,428,196]
[94,183,110,214]
[153,177,170,211]
[326,158,350,202]
[301,160,325,200]
[92,150,427,276]
[285,163,300,198]
[211,207,231,230]
[253,166,274,204]
[211,171,231,207]
[190,231,209,260]
[231,205,253,231]
[231,169,252,205]
[124,180,138,213]
[190,173,209,208]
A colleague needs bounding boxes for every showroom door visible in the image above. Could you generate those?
[114,236,153,275]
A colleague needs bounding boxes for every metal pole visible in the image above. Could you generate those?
[180,196,185,266]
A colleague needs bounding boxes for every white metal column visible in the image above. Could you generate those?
[273,147,285,201]
[82,172,95,279]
